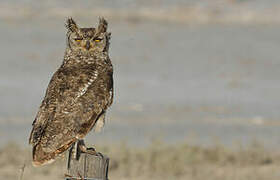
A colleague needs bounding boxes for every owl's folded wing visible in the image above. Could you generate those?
[29,66,113,165]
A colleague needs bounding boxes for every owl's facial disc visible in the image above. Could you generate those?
[70,34,105,52]
[66,18,110,53]
[69,31,108,53]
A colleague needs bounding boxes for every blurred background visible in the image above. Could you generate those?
[1,0,280,179]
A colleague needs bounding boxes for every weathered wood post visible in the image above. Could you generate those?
[65,145,109,180]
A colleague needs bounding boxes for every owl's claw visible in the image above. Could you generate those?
[78,141,98,156]
[85,147,104,157]
[74,140,103,160]
[86,147,96,152]
[85,147,97,155]
[96,152,104,159]
[85,148,104,160]
[84,147,104,159]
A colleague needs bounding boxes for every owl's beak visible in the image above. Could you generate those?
[85,41,91,50]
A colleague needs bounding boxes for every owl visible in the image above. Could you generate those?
[29,17,113,166]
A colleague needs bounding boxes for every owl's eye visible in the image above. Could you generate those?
[74,38,83,42]
[94,38,102,42]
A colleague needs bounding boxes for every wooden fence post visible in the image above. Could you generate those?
[65,145,109,180]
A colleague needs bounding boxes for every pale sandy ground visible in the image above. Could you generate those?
[1,142,280,180]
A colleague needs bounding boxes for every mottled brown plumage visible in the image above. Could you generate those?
[29,18,113,166]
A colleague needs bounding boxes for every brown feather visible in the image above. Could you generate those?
[32,138,76,166]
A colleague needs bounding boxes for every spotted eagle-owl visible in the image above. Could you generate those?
[29,18,113,166]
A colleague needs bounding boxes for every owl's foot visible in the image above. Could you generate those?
[80,146,97,155]
[74,139,103,159]
[78,140,101,156]
[83,147,104,159]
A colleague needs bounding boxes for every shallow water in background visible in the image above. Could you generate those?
[1,1,280,148]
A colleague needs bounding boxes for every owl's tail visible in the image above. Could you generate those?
[32,139,76,166]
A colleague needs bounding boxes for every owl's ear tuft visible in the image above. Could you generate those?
[65,17,79,32]
[97,17,108,33]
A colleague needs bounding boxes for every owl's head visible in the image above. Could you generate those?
[65,18,111,54]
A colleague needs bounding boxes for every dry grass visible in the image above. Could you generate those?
[1,141,280,180]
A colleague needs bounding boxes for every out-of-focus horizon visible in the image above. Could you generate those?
[1,0,280,149]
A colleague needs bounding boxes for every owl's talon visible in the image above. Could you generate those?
[86,149,97,155]
[86,147,96,151]
[79,145,87,153]
[96,152,104,159]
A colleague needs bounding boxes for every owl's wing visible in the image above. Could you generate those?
[29,65,113,166]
